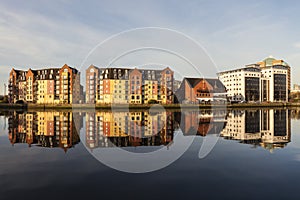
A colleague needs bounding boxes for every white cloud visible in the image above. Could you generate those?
[1,0,300,94]
[0,5,110,68]
[294,42,300,48]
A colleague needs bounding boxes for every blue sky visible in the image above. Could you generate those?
[1,0,300,93]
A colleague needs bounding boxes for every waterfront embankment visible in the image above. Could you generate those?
[0,102,299,111]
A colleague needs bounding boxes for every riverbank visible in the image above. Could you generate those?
[0,103,27,109]
[1,102,300,111]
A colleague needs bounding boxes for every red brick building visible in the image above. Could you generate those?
[176,78,227,103]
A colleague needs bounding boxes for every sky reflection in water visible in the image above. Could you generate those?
[0,109,300,200]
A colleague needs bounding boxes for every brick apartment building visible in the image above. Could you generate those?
[86,65,174,104]
[8,64,81,104]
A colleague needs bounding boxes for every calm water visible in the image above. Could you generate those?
[1,108,300,200]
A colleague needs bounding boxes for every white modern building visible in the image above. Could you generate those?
[260,65,288,102]
[217,65,261,102]
[217,63,289,102]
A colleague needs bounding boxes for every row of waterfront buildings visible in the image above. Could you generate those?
[8,56,291,104]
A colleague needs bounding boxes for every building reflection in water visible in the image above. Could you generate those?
[175,109,228,136]
[85,111,174,149]
[220,109,291,151]
[5,108,292,152]
[8,111,82,152]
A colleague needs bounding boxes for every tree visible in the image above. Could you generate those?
[148,99,158,104]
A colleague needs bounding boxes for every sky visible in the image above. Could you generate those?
[1,0,300,94]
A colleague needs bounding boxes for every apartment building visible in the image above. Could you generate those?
[86,65,101,104]
[8,64,81,104]
[173,80,182,93]
[98,68,130,104]
[86,66,174,104]
[218,59,289,102]
[129,68,142,104]
[141,67,174,104]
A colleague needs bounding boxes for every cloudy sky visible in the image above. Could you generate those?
[1,0,300,93]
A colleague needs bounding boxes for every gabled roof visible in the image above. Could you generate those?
[184,78,226,92]
[87,64,100,71]
[11,68,26,75]
[184,78,201,87]
[61,64,79,73]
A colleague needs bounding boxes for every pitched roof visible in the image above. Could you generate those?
[184,78,226,92]
[11,68,26,75]
[61,64,79,73]
[184,78,201,87]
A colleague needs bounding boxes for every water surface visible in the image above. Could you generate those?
[1,109,300,200]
